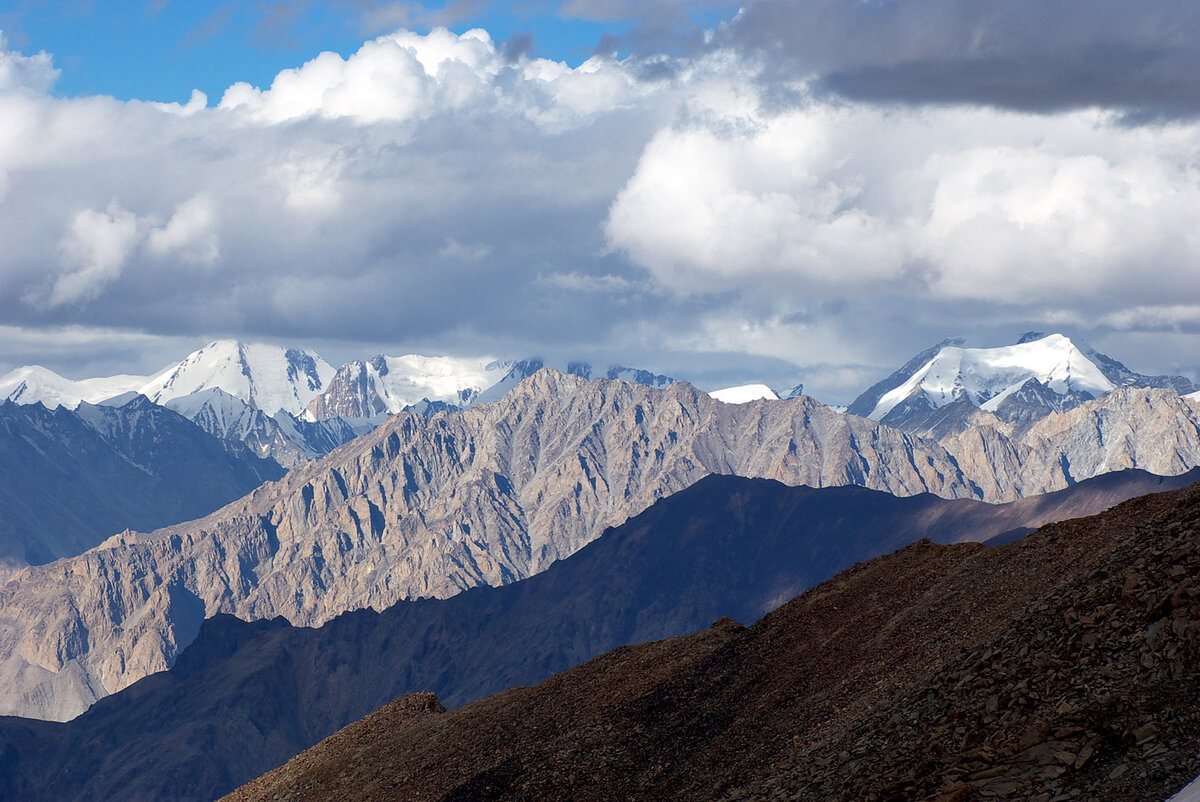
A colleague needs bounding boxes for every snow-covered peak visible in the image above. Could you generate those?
[869,334,1114,421]
[141,340,335,416]
[0,365,151,409]
[305,354,511,419]
[709,384,780,404]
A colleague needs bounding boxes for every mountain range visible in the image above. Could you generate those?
[1,328,1199,800]
[223,478,1200,802]
[0,469,1194,801]
[2,367,1199,723]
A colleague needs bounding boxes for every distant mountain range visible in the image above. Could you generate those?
[0,342,684,465]
[0,469,1194,801]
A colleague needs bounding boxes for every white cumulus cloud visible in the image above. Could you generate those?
[41,201,140,308]
[607,100,1200,308]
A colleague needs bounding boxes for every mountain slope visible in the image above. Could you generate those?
[945,386,1200,501]
[140,341,334,415]
[0,365,151,409]
[0,369,977,721]
[166,388,382,468]
[224,480,1200,802]
[0,470,1193,801]
[304,354,509,419]
[4,370,1199,723]
[0,397,283,573]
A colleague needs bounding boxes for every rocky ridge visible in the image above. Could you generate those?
[224,481,1200,802]
[166,388,382,468]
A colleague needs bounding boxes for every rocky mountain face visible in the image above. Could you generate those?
[943,386,1200,502]
[304,354,510,419]
[468,359,675,407]
[0,397,283,573]
[0,470,1191,801]
[0,370,977,722]
[852,333,1198,436]
[3,370,1198,724]
[166,388,382,468]
[223,480,1200,802]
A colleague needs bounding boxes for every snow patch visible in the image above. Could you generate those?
[709,384,780,404]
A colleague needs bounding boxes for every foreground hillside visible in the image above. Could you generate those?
[229,481,1200,802]
[3,471,1189,800]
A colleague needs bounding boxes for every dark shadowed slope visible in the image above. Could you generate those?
[228,481,1200,802]
[0,396,283,569]
[0,468,1195,801]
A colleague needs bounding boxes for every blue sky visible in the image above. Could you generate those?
[1,1,735,102]
[0,1,1198,399]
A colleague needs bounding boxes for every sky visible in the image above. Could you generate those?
[1,0,1199,403]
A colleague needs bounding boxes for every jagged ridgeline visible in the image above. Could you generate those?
[1,368,1199,723]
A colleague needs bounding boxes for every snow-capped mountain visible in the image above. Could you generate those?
[852,332,1198,437]
[142,341,335,416]
[709,384,780,404]
[305,354,511,420]
[870,334,1114,420]
[0,365,150,409]
[0,340,336,417]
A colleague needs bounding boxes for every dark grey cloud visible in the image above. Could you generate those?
[720,0,1200,116]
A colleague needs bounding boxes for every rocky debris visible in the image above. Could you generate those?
[225,482,1200,802]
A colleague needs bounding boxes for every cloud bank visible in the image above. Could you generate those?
[0,11,1198,400]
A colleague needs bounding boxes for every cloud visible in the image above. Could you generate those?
[38,201,140,308]
[606,100,1200,311]
[215,26,650,127]
[146,196,220,266]
[0,26,1197,401]
[0,32,58,93]
[536,271,637,292]
[439,238,491,261]
[721,0,1200,117]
